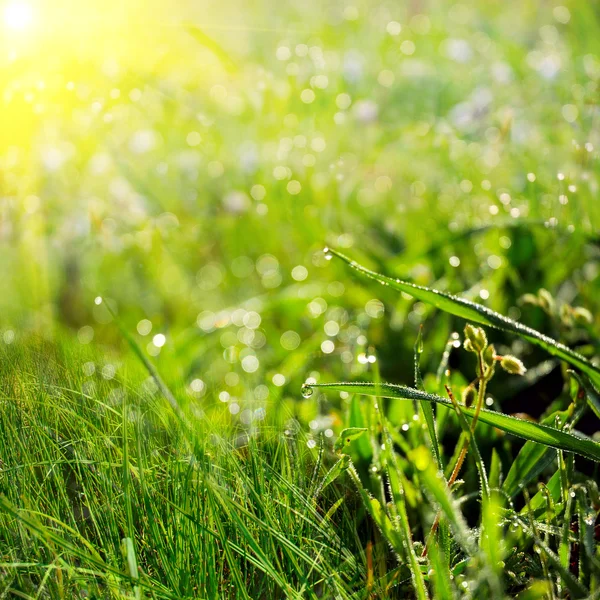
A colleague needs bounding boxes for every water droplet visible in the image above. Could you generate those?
[301,383,314,398]
[323,247,333,260]
[94,296,103,305]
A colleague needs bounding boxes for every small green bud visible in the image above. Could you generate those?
[520,293,539,306]
[500,355,527,376]
[464,324,487,353]
[537,288,555,314]
[572,307,593,325]
[483,344,496,366]
[462,385,477,408]
[559,303,573,327]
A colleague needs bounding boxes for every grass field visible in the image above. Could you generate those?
[1,0,600,597]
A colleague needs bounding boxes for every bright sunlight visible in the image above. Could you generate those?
[3,0,33,31]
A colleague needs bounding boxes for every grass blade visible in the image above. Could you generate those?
[308,382,600,463]
[410,446,476,556]
[326,249,600,389]
[414,328,442,470]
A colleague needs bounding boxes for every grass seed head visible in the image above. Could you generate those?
[464,324,487,353]
[500,355,527,376]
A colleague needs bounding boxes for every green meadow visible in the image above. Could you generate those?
[0,0,599,597]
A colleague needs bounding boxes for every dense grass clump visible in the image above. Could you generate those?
[0,341,373,598]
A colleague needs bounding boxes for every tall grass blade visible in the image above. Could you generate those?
[308,382,600,462]
[327,249,600,388]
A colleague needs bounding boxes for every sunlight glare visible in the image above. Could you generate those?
[4,1,34,31]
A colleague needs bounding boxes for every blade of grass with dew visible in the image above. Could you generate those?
[208,483,301,599]
[325,249,600,388]
[574,372,600,420]
[425,531,455,600]
[517,512,589,599]
[502,411,568,499]
[309,382,600,462]
[503,371,587,498]
[480,496,505,596]
[185,25,239,73]
[415,327,442,471]
[0,498,177,599]
[489,449,501,489]
[372,377,430,600]
[523,470,562,515]
[409,446,476,557]
[577,487,600,586]
[344,418,429,599]
[121,538,140,600]
[442,390,502,595]
[312,458,350,502]
[347,395,372,460]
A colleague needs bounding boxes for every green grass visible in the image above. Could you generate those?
[0,340,373,598]
[1,0,600,597]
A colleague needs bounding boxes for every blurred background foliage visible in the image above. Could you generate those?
[1,0,599,434]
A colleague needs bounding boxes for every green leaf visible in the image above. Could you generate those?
[327,249,600,389]
[414,329,442,470]
[348,395,372,459]
[572,372,600,420]
[313,455,351,498]
[489,448,502,489]
[333,428,368,453]
[409,446,476,557]
[502,441,556,499]
[426,533,456,600]
[504,373,587,498]
[309,382,600,463]
[502,409,571,498]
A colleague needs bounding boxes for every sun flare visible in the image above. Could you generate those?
[3,0,34,31]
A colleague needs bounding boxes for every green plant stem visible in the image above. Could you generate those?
[423,349,489,556]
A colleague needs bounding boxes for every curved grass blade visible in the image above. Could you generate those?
[313,455,351,499]
[333,428,368,453]
[410,446,477,556]
[504,372,587,498]
[517,512,589,599]
[572,372,600,420]
[502,409,571,499]
[326,249,600,388]
[308,382,600,463]
[414,328,442,470]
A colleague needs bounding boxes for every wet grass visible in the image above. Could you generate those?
[1,0,600,597]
